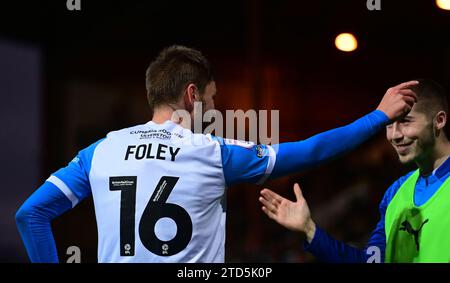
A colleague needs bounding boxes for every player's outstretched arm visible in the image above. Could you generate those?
[259,183,386,263]
[16,182,73,263]
[269,81,418,179]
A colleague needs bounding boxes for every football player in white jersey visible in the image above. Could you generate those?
[16,45,418,262]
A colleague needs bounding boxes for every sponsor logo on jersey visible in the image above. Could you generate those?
[223,138,255,149]
[130,129,184,140]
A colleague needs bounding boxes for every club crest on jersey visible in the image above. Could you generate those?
[256,145,265,158]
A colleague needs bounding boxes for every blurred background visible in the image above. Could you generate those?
[1,0,449,262]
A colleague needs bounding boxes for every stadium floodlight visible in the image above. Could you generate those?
[335,33,358,52]
[436,0,450,10]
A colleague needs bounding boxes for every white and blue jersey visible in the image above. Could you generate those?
[16,110,389,263]
[48,120,276,262]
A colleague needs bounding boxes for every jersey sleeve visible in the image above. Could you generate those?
[15,181,73,263]
[47,139,104,207]
[213,137,276,186]
[270,110,389,179]
[214,110,388,186]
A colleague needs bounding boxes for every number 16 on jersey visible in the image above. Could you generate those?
[109,176,193,257]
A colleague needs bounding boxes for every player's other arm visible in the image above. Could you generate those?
[258,183,377,263]
[259,179,405,263]
[270,81,418,179]
[16,140,101,263]
[15,182,73,263]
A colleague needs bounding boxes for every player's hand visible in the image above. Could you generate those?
[376,80,419,121]
[259,183,316,242]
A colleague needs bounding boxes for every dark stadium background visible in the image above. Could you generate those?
[0,0,449,262]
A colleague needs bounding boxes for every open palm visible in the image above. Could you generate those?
[259,183,315,239]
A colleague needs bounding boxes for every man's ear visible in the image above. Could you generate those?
[435,110,447,132]
[184,83,198,112]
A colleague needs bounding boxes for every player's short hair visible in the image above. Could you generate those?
[145,45,214,110]
[412,78,449,136]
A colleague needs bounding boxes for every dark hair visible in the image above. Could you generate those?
[413,79,448,114]
[413,78,449,136]
[145,45,214,109]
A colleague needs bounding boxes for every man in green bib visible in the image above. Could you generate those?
[259,79,450,262]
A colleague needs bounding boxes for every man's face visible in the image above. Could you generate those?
[386,104,435,164]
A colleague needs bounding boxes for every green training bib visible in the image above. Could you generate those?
[385,169,450,262]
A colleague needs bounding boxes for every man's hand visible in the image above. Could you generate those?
[377,80,419,121]
[259,183,316,242]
